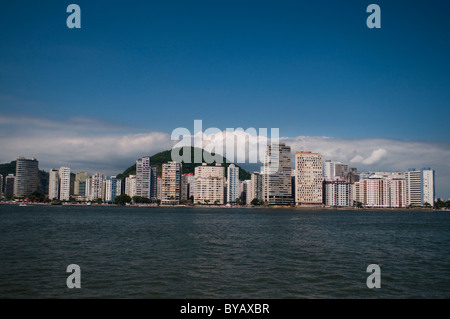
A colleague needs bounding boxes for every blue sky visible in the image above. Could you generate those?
[1,1,450,196]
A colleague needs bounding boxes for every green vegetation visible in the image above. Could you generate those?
[116,147,251,181]
[132,196,151,204]
[354,201,364,208]
[435,198,450,209]
[114,194,132,205]
[251,198,264,206]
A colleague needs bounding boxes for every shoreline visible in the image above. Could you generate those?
[0,201,447,211]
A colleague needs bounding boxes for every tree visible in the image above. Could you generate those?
[114,194,132,205]
[214,200,219,205]
[435,198,445,209]
[180,199,187,205]
[132,196,151,204]
[95,198,103,204]
[354,201,364,209]
[251,198,261,206]
[423,202,432,208]
[204,199,210,205]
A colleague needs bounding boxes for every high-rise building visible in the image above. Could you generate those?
[422,169,435,206]
[242,180,252,205]
[150,167,158,200]
[157,176,162,200]
[181,173,194,201]
[323,160,348,181]
[324,180,353,207]
[405,168,435,206]
[348,168,360,183]
[48,169,59,200]
[161,162,182,204]
[263,143,292,205]
[14,157,39,197]
[136,156,151,199]
[90,172,104,201]
[74,172,88,196]
[5,174,15,198]
[125,175,136,198]
[355,173,406,208]
[359,175,390,208]
[227,164,240,203]
[250,172,263,203]
[405,169,421,206]
[58,167,71,201]
[295,152,323,206]
[105,176,121,203]
[390,178,407,208]
[194,163,226,205]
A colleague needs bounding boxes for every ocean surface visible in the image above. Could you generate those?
[0,205,448,299]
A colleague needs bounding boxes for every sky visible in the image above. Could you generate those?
[0,1,449,197]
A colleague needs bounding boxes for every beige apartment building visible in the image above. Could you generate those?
[161,161,182,204]
[295,151,323,206]
[194,163,225,204]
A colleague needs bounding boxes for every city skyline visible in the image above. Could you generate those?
[1,1,449,197]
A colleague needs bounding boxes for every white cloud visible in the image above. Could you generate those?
[351,148,387,165]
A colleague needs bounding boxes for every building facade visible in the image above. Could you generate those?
[227,164,240,203]
[74,172,88,196]
[89,172,104,201]
[194,163,226,205]
[105,176,121,203]
[14,157,39,197]
[5,174,15,198]
[405,168,435,206]
[181,173,194,201]
[135,156,152,199]
[59,167,71,201]
[323,160,348,181]
[48,169,59,200]
[295,152,323,206]
[125,174,136,198]
[324,180,353,207]
[262,143,292,205]
[161,162,182,204]
[250,172,263,203]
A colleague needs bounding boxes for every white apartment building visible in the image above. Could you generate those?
[59,167,71,201]
[324,180,353,207]
[125,174,136,198]
[105,176,121,203]
[136,156,151,199]
[227,164,240,203]
[405,168,435,206]
[89,172,104,201]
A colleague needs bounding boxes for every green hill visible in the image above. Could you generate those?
[117,147,251,181]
